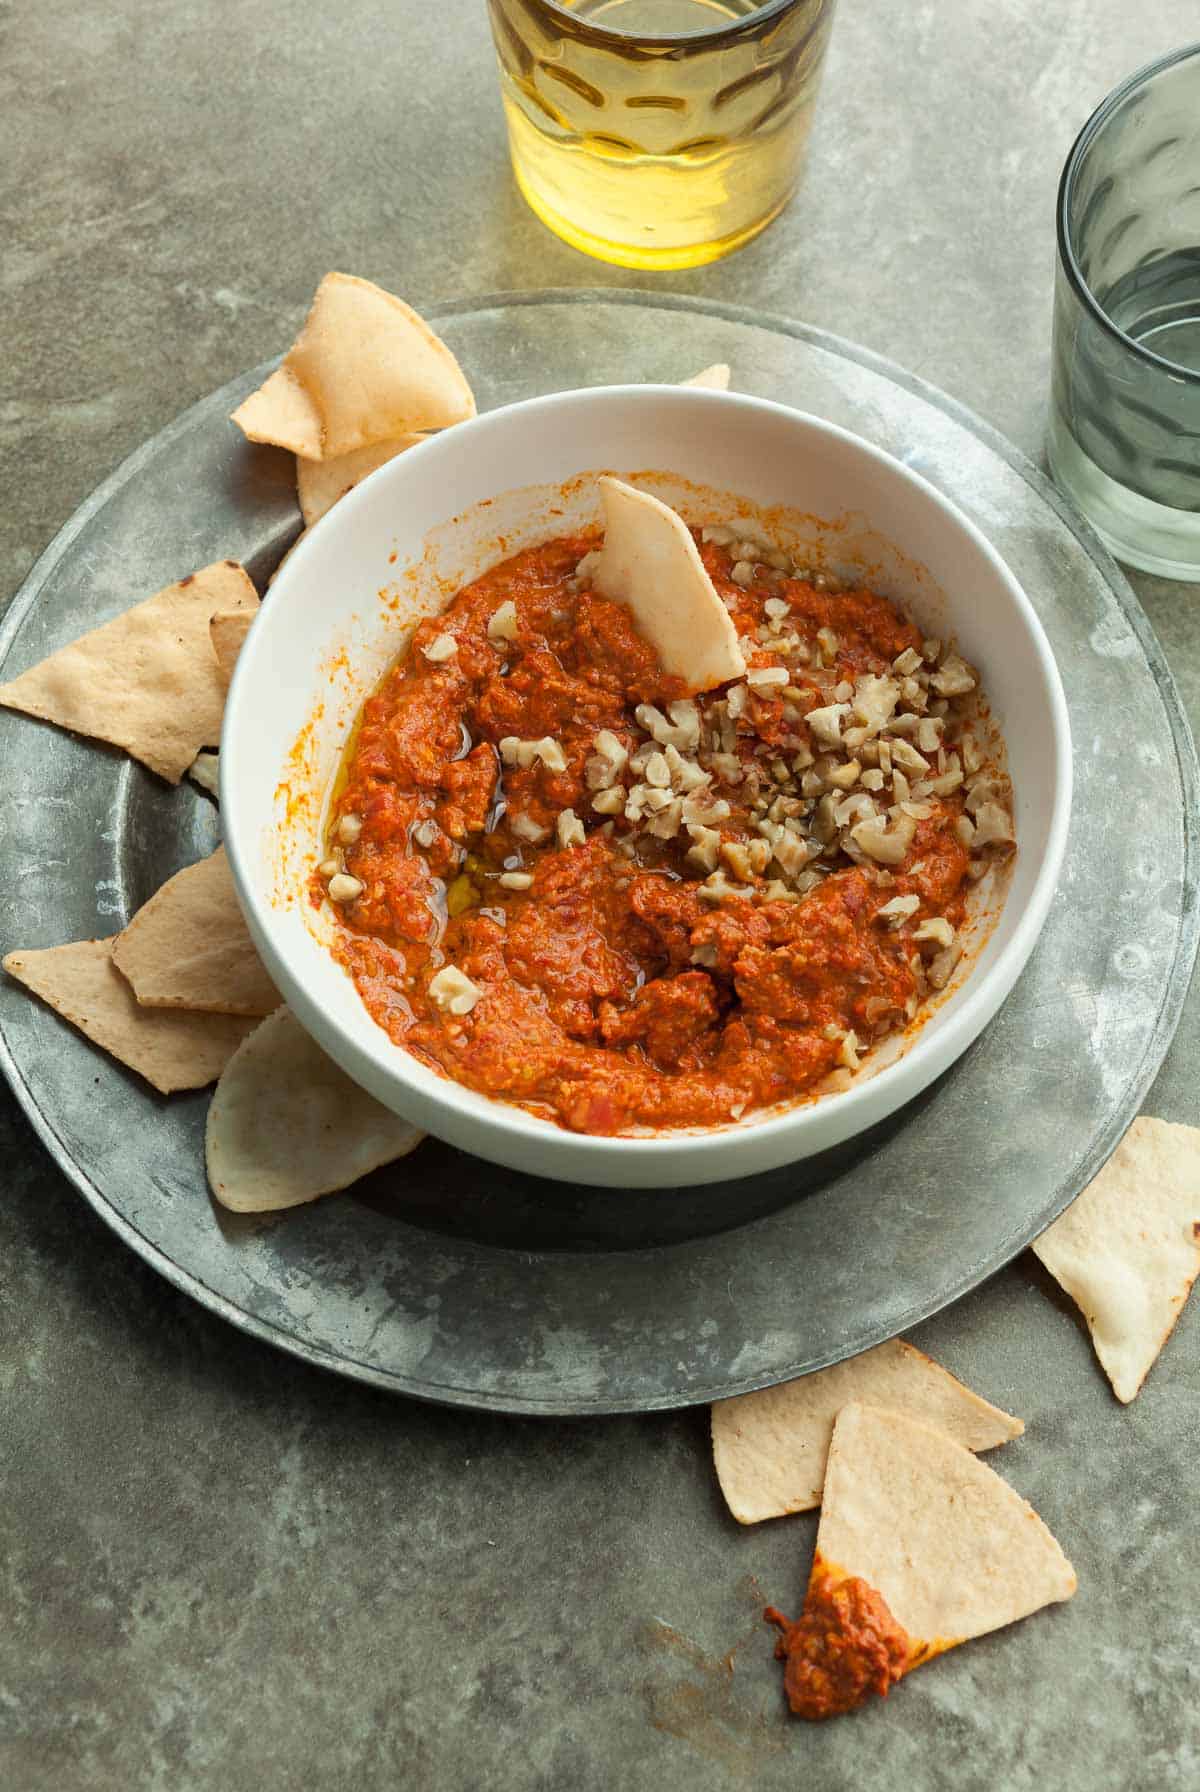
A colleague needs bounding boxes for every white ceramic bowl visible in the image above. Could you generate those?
[223,386,1071,1188]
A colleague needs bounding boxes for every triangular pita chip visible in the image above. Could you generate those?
[230,367,324,460]
[766,1403,1076,1719]
[681,363,731,389]
[231,272,475,459]
[0,561,257,782]
[206,1006,424,1211]
[189,750,220,798]
[111,846,278,1016]
[209,608,254,692]
[1033,1115,1200,1402]
[591,477,746,692]
[297,433,425,527]
[3,939,255,1094]
[712,1338,1023,1522]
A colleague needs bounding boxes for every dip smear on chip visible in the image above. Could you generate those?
[318,497,1014,1136]
[766,1403,1076,1720]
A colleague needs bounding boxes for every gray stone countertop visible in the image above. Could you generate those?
[3,2,1199,1786]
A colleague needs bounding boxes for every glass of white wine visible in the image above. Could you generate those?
[485,0,837,270]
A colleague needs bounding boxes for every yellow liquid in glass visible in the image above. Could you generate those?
[488,0,835,269]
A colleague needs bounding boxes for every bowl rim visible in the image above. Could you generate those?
[223,382,1073,1167]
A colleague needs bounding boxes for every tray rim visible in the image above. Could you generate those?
[1,286,1196,1414]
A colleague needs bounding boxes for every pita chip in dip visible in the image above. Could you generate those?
[588,477,746,692]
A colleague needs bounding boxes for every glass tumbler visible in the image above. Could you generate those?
[485,0,837,271]
[1047,42,1200,581]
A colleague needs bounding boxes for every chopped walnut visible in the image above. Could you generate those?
[555,809,586,849]
[428,965,483,1015]
[487,601,519,646]
[931,651,977,697]
[971,801,1015,848]
[807,702,851,749]
[686,825,722,873]
[851,811,916,865]
[422,633,458,663]
[877,893,920,926]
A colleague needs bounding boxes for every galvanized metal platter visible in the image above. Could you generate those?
[1,291,1195,1415]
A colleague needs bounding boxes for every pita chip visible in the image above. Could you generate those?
[590,477,746,692]
[231,367,324,460]
[0,561,257,783]
[1033,1115,1200,1402]
[712,1338,1023,1523]
[209,608,255,692]
[297,433,424,527]
[3,939,255,1094]
[189,750,220,798]
[767,1404,1076,1719]
[111,846,278,1017]
[231,272,475,459]
[681,363,731,389]
[206,1006,424,1212]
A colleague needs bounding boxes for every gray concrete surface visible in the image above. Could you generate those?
[3,1,1200,1786]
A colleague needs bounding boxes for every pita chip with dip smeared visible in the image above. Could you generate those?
[230,272,475,460]
[712,1338,1023,1522]
[681,363,731,389]
[111,846,278,1017]
[0,560,257,783]
[2,939,256,1094]
[206,1006,424,1212]
[589,477,746,692]
[1033,1115,1200,1402]
[766,1403,1076,1721]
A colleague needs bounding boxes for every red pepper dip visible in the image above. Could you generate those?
[765,1558,913,1720]
[318,523,1014,1135]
